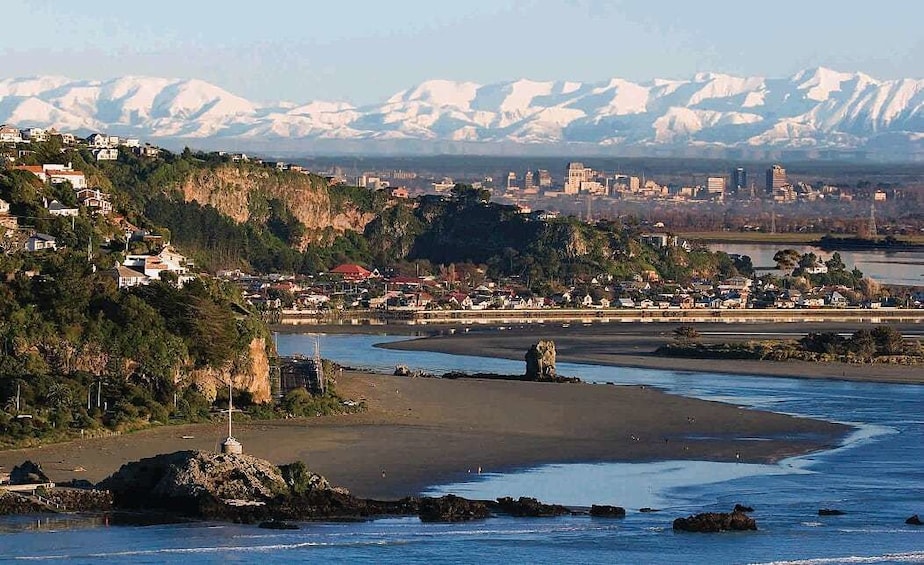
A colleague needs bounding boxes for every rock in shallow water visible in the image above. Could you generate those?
[672,510,757,533]
[818,508,846,516]
[419,495,490,522]
[590,504,626,518]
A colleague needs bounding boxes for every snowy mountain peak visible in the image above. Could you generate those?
[1,69,921,156]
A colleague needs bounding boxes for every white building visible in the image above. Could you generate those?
[20,127,48,142]
[565,162,592,194]
[48,170,87,190]
[46,199,79,217]
[706,176,725,196]
[0,125,23,143]
[93,148,119,161]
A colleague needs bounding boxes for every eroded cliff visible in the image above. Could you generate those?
[179,165,374,248]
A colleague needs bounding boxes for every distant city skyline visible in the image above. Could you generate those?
[2,0,922,105]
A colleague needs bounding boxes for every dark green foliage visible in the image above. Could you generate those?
[0,250,267,447]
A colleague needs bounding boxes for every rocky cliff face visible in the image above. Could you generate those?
[179,165,373,247]
[185,337,272,404]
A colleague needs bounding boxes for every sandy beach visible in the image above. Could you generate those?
[376,321,924,384]
[0,368,848,500]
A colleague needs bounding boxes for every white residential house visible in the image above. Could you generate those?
[0,198,9,215]
[58,132,76,145]
[76,188,112,214]
[828,291,848,307]
[617,297,635,308]
[0,125,23,143]
[799,296,826,308]
[25,233,57,251]
[110,264,150,289]
[120,138,141,148]
[46,199,79,217]
[48,170,87,190]
[156,246,190,274]
[86,133,119,148]
[20,127,48,142]
[93,148,119,161]
[123,254,169,279]
[804,263,829,275]
[122,248,193,285]
[134,144,160,158]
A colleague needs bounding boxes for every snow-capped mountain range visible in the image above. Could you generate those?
[1,68,922,155]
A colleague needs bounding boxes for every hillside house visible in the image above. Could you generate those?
[109,265,150,289]
[0,125,23,143]
[25,233,56,252]
[0,198,9,215]
[76,188,112,214]
[86,133,120,148]
[93,148,119,161]
[20,128,48,142]
[46,199,78,217]
[47,170,87,190]
[803,262,828,275]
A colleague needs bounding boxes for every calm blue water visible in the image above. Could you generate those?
[2,332,922,564]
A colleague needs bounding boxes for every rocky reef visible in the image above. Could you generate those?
[673,509,757,532]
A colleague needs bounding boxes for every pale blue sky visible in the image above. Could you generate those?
[3,0,921,104]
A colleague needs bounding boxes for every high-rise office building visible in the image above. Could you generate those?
[537,169,552,188]
[506,171,518,190]
[706,176,726,195]
[565,162,592,194]
[524,171,535,190]
[731,167,747,194]
[766,165,787,193]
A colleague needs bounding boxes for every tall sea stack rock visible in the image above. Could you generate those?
[525,340,557,381]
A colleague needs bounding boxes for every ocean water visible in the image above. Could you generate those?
[1,333,922,564]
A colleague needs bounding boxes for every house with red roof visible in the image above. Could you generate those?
[329,263,374,281]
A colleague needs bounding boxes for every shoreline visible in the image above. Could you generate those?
[365,321,924,385]
[0,369,850,500]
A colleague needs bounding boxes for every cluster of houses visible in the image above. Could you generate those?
[221,262,907,315]
[12,163,113,217]
[0,124,161,162]
[108,245,194,289]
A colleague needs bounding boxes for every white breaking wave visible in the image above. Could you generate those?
[751,551,924,564]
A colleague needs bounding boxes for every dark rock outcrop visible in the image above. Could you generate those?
[818,509,845,516]
[673,510,757,533]
[419,495,491,522]
[639,507,660,513]
[98,450,288,514]
[10,460,50,485]
[590,504,626,518]
[906,514,922,525]
[525,340,557,381]
[494,496,570,517]
[734,504,754,513]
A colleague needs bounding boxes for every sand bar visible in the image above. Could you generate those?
[0,369,848,500]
